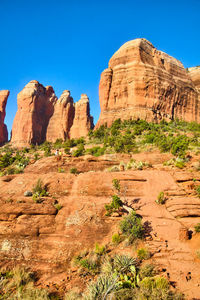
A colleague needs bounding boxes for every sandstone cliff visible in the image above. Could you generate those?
[46,90,75,142]
[0,90,9,145]
[69,94,94,139]
[188,66,200,89]
[11,82,93,146]
[96,38,199,127]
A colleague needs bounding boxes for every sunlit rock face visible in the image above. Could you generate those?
[11,81,56,146]
[0,90,9,145]
[46,90,75,142]
[11,81,94,146]
[188,66,200,89]
[96,38,199,127]
[69,94,94,139]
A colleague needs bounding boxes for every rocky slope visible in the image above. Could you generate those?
[11,81,93,146]
[0,152,200,298]
[0,90,9,145]
[96,39,200,127]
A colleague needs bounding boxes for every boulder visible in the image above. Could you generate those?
[96,38,199,127]
[46,90,75,142]
[0,90,9,144]
[69,94,94,139]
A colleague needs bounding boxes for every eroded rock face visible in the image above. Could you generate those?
[69,94,94,139]
[0,90,9,145]
[96,38,199,127]
[188,66,200,89]
[11,81,93,146]
[46,90,75,142]
[11,81,56,146]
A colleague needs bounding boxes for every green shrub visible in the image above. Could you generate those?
[139,264,155,279]
[94,243,106,256]
[112,233,121,245]
[105,195,123,216]
[120,211,144,243]
[32,179,48,203]
[156,191,166,205]
[112,178,120,192]
[72,144,85,157]
[86,146,105,157]
[137,248,150,260]
[54,203,63,211]
[58,167,65,173]
[70,167,78,174]
[195,185,200,198]
[194,223,200,233]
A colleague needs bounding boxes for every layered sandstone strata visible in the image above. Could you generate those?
[0,90,9,144]
[11,81,93,146]
[46,90,75,142]
[70,94,94,139]
[96,38,199,127]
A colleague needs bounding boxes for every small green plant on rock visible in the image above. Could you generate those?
[32,179,48,203]
[194,223,200,233]
[112,233,121,245]
[70,167,78,174]
[156,191,166,205]
[137,248,151,260]
[94,243,106,256]
[195,185,200,198]
[105,195,123,216]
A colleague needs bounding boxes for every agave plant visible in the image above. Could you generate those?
[84,275,117,300]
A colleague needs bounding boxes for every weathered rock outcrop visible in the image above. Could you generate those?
[96,38,199,127]
[46,90,75,142]
[11,81,93,146]
[0,90,9,145]
[69,94,94,139]
[11,81,56,146]
[188,66,200,89]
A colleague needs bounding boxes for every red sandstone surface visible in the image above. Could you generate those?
[0,152,200,298]
[96,39,200,127]
[11,81,93,146]
[0,90,9,145]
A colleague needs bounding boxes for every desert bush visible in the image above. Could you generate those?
[72,144,85,157]
[195,185,200,198]
[94,243,106,256]
[86,146,105,157]
[70,167,78,174]
[137,248,150,260]
[32,179,48,203]
[194,223,200,233]
[139,264,155,280]
[120,211,144,243]
[112,233,121,245]
[156,191,166,205]
[105,195,123,216]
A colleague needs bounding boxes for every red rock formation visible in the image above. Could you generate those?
[11,82,94,146]
[46,90,75,142]
[69,94,94,139]
[96,39,199,127]
[0,90,9,145]
[11,81,56,146]
[188,66,200,89]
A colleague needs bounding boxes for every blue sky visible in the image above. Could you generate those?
[0,0,199,137]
